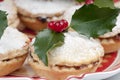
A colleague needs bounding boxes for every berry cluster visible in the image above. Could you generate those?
[48,19,68,32]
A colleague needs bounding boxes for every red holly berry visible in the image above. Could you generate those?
[114,0,119,3]
[85,0,94,5]
[48,19,68,32]
[48,21,55,30]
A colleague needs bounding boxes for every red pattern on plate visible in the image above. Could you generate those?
[66,74,86,80]
[96,52,117,72]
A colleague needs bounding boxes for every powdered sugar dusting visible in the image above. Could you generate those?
[15,0,76,15]
[49,31,104,65]
[0,27,28,54]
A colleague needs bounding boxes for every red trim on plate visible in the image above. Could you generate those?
[66,74,86,80]
[32,77,47,80]
[109,61,120,71]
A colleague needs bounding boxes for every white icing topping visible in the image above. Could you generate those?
[48,31,104,65]
[0,27,28,54]
[15,0,76,15]
[63,5,83,25]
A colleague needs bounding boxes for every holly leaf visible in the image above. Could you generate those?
[94,0,115,9]
[70,4,120,38]
[0,10,8,38]
[34,29,64,66]
[76,0,85,2]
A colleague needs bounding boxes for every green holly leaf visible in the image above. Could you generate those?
[76,0,85,2]
[0,10,8,38]
[34,29,64,66]
[70,4,120,38]
[94,0,115,9]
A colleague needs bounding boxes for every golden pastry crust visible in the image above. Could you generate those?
[5,0,18,26]
[99,36,120,53]
[0,54,27,76]
[0,41,29,76]
[29,54,102,80]
[10,17,20,28]
[19,15,47,31]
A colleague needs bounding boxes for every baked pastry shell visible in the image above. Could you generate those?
[28,47,103,80]
[0,54,27,76]
[99,36,120,53]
